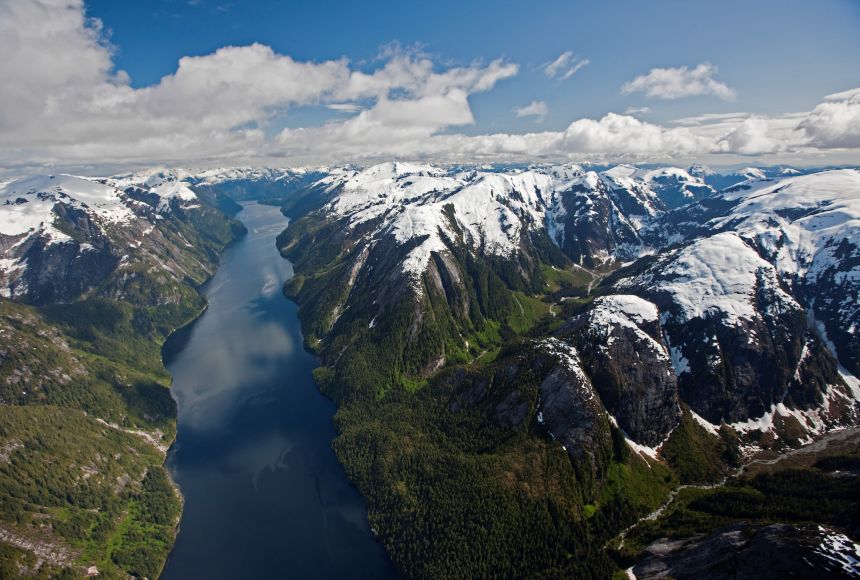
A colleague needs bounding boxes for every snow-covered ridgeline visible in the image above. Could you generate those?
[0,174,136,238]
[587,294,667,357]
[711,169,860,285]
[635,231,800,327]
[0,172,204,284]
[321,161,669,282]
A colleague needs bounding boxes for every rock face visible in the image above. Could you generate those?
[552,171,658,269]
[633,523,860,579]
[618,232,845,426]
[563,295,680,447]
[537,338,613,473]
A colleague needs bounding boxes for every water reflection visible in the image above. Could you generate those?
[161,202,395,580]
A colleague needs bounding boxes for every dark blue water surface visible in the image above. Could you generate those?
[161,202,394,579]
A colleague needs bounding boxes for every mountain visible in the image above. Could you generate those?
[0,171,243,577]
[0,173,245,304]
[636,165,715,208]
[186,166,331,212]
[3,161,856,578]
[279,162,860,576]
[700,165,813,191]
[281,163,859,443]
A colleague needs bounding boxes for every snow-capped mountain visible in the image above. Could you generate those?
[636,165,715,208]
[0,172,241,303]
[648,170,860,378]
[280,163,860,452]
[702,165,812,192]
[310,161,679,281]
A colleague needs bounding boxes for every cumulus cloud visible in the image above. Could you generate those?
[1,1,859,170]
[542,52,589,80]
[560,113,708,157]
[797,87,860,148]
[514,100,548,121]
[621,63,736,100]
[0,0,516,168]
[274,111,712,165]
[716,117,782,155]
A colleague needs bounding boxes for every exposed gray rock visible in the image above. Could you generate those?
[634,523,860,579]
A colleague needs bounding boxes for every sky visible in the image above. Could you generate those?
[1,0,859,173]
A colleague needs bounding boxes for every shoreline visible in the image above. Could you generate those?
[153,209,250,579]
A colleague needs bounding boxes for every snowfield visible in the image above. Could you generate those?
[0,174,135,237]
[713,169,860,284]
[322,161,672,282]
[648,231,799,326]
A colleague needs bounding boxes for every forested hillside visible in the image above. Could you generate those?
[279,162,860,578]
[0,173,244,578]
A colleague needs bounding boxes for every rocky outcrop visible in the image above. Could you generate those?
[618,232,851,433]
[562,295,681,447]
[536,338,613,474]
[633,523,860,579]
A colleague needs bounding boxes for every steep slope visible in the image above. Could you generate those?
[0,172,243,577]
[283,164,860,444]
[279,162,860,577]
[557,295,681,447]
[0,173,245,305]
[712,170,860,378]
[617,231,852,442]
[278,162,670,398]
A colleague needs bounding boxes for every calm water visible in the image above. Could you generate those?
[161,202,394,579]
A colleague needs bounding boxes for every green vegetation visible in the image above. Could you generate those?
[660,407,741,484]
[277,212,697,577]
[507,291,551,334]
[540,263,594,296]
[332,383,670,578]
[278,207,860,578]
[0,298,187,578]
[0,406,179,579]
[622,464,860,557]
[0,203,241,577]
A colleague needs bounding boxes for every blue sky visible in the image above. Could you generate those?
[89,0,860,129]
[1,0,859,171]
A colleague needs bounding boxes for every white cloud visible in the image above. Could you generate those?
[328,103,363,113]
[542,52,589,81]
[514,100,548,121]
[0,0,516,168]
[672,112,751,127]
[621,63,736,100]
[560,113,709,157]
[716,117,782,155]
[274,112,712,165]
[1,1,859,170]
[623,106,651,116]
[797,87,860,148]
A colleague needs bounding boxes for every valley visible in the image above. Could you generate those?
[4,2,859,577]
[1,162,859,578]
